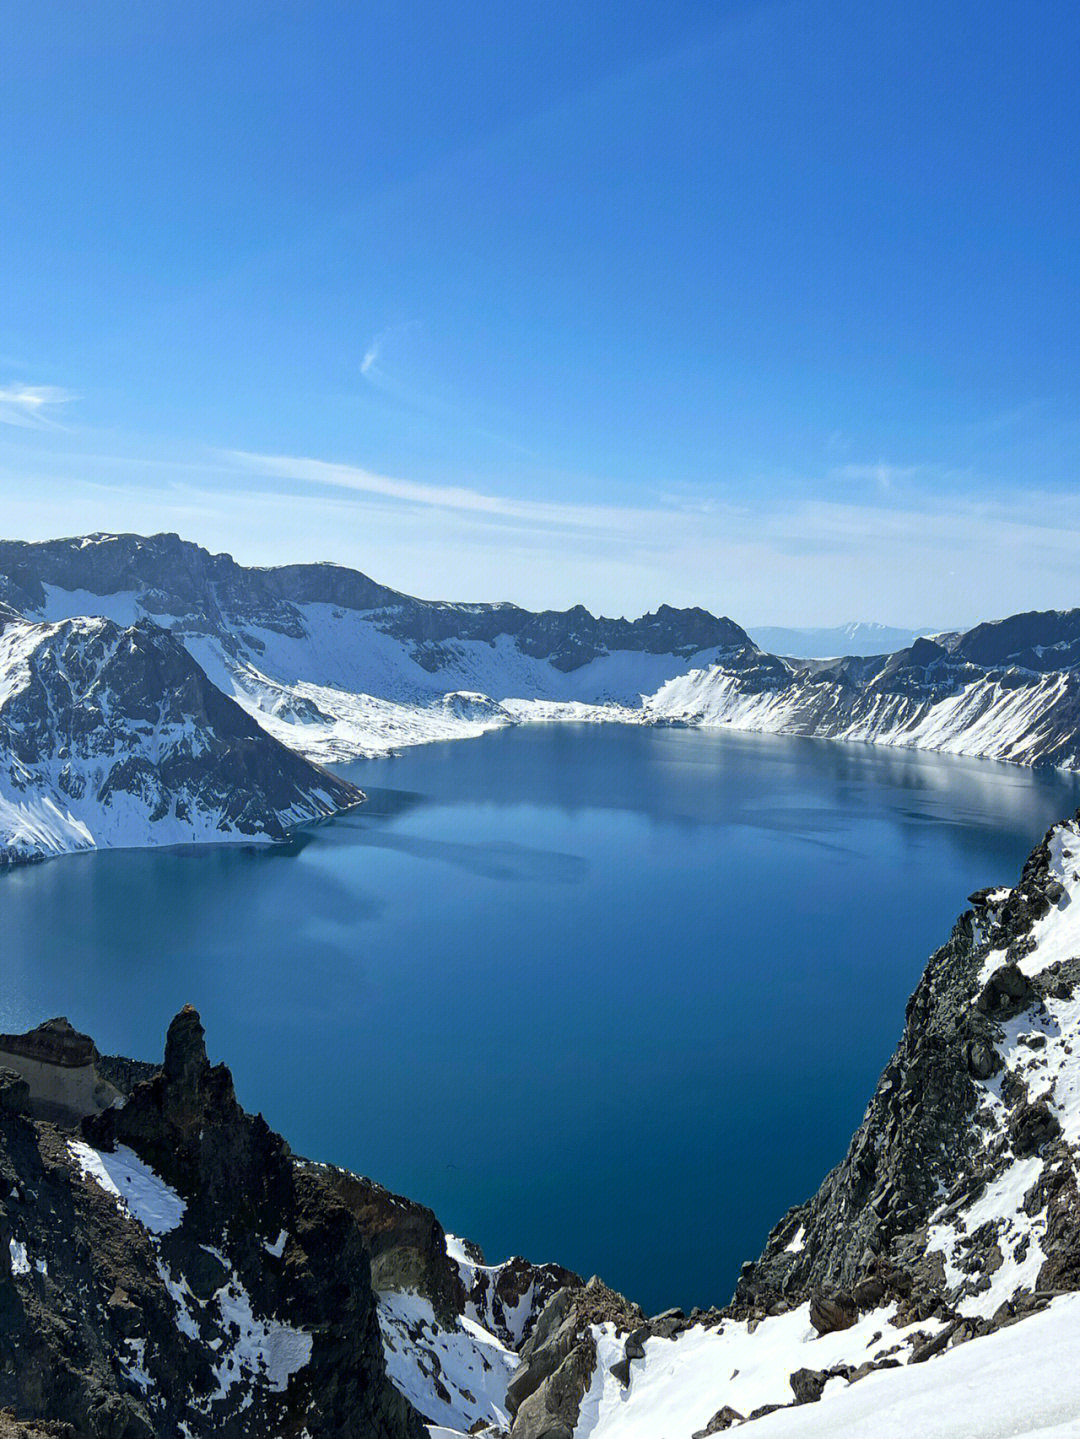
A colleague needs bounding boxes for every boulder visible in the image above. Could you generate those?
[851,1274,886,1310]
[507,1277,643,1435]
[966,1037,1001,1080]
[976,963,1037,1016]
[691,1408,745,1436]
[0,1069,30,1116]
[789,1367,828,1404]
[808,1291,857,1335]
[1009,1101,1062,1158]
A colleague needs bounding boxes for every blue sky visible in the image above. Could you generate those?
[2,0,1077,625]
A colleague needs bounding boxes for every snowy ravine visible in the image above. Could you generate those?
[0,605,361,864]
[4,532,1080,775]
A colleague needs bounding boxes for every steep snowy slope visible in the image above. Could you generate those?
[646,629,1080,768]
[0,608,361,864]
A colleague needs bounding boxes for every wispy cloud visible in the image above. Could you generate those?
[830,461,927,490]
[227,449,653,534]
[360,339,381,376]
[0,385,75,428]
[6,433,1080,627]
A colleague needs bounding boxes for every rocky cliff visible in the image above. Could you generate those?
[0,1009,591,1439]
[0,1007,421,1438]
[739,808,1080,1316]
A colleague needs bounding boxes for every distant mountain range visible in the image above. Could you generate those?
[3,531,1080,861]
[746,621,942,658]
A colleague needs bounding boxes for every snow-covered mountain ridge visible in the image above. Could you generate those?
[0,605,362,864]
[4,532,1080,774]
[0,532,760,762]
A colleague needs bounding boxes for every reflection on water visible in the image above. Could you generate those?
[3,724,1079,1312]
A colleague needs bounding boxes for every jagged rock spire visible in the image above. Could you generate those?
[163,1004,209,1095]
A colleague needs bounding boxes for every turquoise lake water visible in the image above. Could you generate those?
[4,724,1079,1312]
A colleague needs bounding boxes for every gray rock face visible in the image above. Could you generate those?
[0,1007,423,1439]
[506,1277,643,1438]
[737,813,1080,1331]
[691,1405,745,1435]
[448,1241,584,1351]
[0,610,362,864]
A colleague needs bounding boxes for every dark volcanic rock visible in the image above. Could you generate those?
[789,1367,829,1403]
[314,1165,465,1325]
[691,1407,745,1435]
[0,1072,30,1117]
[976,962,1037,1016]
[1008,1101,1062,1158]
[808,1291,857,1335]
[0,1007,422,1439]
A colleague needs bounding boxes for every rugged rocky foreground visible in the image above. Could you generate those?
[5,531,1080,772]
[0,606,362,864]
[5,805,1080,1436]
[0,1010,582,1437]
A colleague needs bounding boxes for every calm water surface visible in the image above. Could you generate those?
[4,725,1079,1311]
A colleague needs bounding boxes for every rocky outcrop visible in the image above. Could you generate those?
[314,1166,464,1325]
[448,1236,583,1350]
[0,1021,121,1126]
[738,812,1080,1331]
[506,1277,643,1438]
[0,1006,422,1439]
[0,1413,74,1439]
[0,610,362,864]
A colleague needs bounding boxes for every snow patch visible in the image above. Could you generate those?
[377,1288,519,1433]
[68,1140,187,1234]
[576,1301,938,1438]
